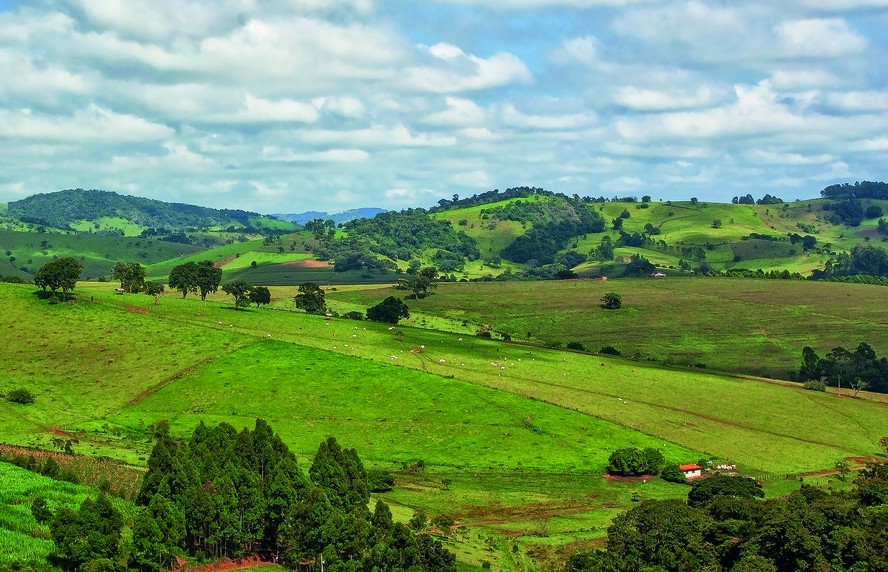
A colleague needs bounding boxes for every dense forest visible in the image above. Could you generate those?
[568,469,888,572]
[798,342,888,394]
[7,189,281,232]
[45,420,455,572]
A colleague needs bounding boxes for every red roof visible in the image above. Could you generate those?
[679,464,702,471]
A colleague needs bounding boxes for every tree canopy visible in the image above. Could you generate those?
[293,282,327,314]
[34,257,83,300]
[111,262,146,293]
[367,296,410,324]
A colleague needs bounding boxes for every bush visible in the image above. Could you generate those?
[803,380,826,392]
[566,341,586,351]
[599,346,621,356]
[660,463,688,484]
[367,469,395,492]
[6,388,35,404]
[342,311,364,320]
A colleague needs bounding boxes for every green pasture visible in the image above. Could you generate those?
[69,216,145,237]
[70,282,887,475]
[0,230,202,280]
[324,278,888,381]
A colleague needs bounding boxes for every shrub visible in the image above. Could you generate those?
[566,341,586,351]
[6,388,35,404]
[599,346,621,356]
[803,380,826,392]
[367,469,395,492]
[660,463,688,484]
[342,311,364,320]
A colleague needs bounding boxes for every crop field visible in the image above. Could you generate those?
[324,278,888,380]
[3,278,887,570]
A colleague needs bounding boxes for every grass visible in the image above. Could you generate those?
[324,278,888,380]
[3,278,888,570]
[0,461,133,564]
[0,229,203,280]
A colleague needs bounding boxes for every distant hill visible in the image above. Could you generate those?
[272,207,387,225]
[7,189,296,236]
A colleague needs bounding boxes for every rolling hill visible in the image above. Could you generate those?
[7,188,296,235]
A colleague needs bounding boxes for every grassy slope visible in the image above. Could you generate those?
[4,281,885,569]
[0,230,203,280]
[324,279,888,381]
[430,198,888,278]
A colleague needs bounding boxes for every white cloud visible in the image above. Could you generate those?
[775,18,867,57]
[614,86,715,111]
[0,105,174,142]
[404,46,533,93]
[261,147,370,162]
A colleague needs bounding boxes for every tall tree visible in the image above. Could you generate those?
[222,280,253,309]
[293,282,326,314]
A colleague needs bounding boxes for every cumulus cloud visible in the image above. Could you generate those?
[0,0,885,211]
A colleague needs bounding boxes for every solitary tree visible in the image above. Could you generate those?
[34,257,83,300]
[111,262,146,293]
[407,266,439,298]
[294,282,327,314]
[601,292,622,309]
[249,285,271,308]
[194,261,222,301]
[222,280,253,309]
[367,296,410,324]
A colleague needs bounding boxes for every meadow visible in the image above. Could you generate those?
[323,278,888,379]
[3,278,887,570]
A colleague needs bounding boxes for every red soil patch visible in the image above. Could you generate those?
[125,305,150,315]
[282,259,331,268]
[603,473,654,482]
[214,256,239,268]
[176,556,276,572]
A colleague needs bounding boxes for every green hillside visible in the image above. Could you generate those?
[324,278,888,380]
[0,229,203,280]
[7,188,296,235]
[2,279,887,570]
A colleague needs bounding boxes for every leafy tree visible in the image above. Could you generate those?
[34,257,82,300]
[168,262,198,298]
[660,464,687,484]
[607,447,663,476]
[601,292,622,309]
[249,286,271,308]
[222,280,253,309]
[111,262,146,293]
[687,474,763,507]
[711,219,722,229]
[294,282,327,314]
[405,266,439,299]
[50,494,123,568]
[144,281,164,296]
[31,497,52,524]
[367,296,410,324]
[194,261,222,301]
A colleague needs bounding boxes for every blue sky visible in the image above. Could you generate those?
[0,1,885,213]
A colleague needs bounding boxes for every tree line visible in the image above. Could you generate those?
[821,181,888,200]
[798,342,888,394]
[45,420,455,572]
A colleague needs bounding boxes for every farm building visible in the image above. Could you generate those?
[680,464,703,479]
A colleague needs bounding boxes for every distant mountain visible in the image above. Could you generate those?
[7,189,295,235]
[272,207,387,225]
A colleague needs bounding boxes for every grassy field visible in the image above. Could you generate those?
[3,279,887,570]
[324,278,888,380]
[0,230,203,280]
[0,461,134,565]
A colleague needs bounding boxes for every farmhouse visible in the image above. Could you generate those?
[679,464,703,479]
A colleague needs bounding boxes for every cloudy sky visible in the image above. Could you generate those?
[0,0,886,214]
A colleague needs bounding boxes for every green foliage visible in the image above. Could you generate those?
[249,285,271,308]
[168,260,221,300]
[50,494,123,568]
[111,262,146,293]
[221,279,253,309]
[607,447,664,476]
[144,281,164,296]
[798,342,888,394]
[687,475,764,508]
[400,266,439,298]
[366,296,410,324]
[6,388,35,404]
[33,257,82,299]
[659,464,687,484]
[8,188,291,233]
[293,282,327,314]
[600,292,622,309]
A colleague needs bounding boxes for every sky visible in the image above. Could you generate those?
[0,0,886,214]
